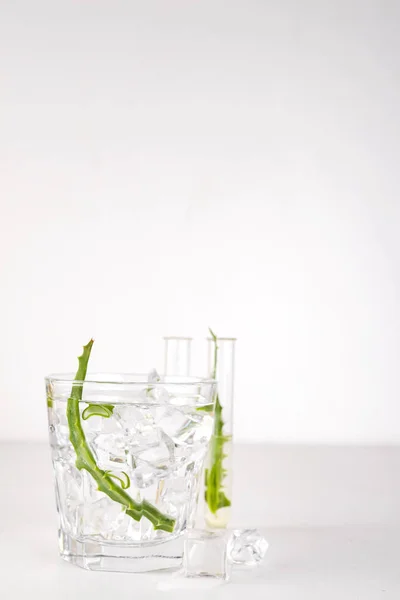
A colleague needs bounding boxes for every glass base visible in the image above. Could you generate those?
[58,530,184,573]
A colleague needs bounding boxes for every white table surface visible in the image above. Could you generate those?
[1,443,399,599]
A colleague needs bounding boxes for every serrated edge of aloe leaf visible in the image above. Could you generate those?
[82,404,114,420]
[205,328,231,516]
[104,470,131,490]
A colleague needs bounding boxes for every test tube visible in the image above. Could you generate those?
[163,336,192,376]
[204,334,236,529]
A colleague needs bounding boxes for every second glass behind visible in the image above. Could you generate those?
[162,333,236,528]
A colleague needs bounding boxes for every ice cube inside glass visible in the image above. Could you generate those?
[183,529,231,580]
[46,373,216,572]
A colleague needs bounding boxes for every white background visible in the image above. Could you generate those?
[1,0,399,444]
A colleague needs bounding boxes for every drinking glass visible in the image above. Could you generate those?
[46,373,215,572]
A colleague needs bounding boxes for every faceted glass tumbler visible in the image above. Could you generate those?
[45,373,216,572]
[183,530,231,580]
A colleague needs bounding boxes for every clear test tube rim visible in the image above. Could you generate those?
[164,336,193,376]
[207,336,236,401]
[163,336,193,341]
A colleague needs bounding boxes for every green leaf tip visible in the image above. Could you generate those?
[81,338,94,353]
[208,327,217,341]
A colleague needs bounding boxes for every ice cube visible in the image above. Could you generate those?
[135,431,175,471]
[129,428,161,457]
[53,461,83,536]
[114,404,155,436]
[156,407,190,439]
[161,477,190,505]
[141,385,169,403]
[52,403,71,447]
[147,368,161,383]
[173,440,207,468]
[92,433,128,469]
[227,529,269,566]
[158,477,191,529]
[130,464,158,488]
[128,428,176,488]
[82,411,122,439]
[113,511,155,542]
[140,370,169,403]
[183,530,231,581]
[79,497,126,538]
[157,407,213,450]
[82,470,103,502]
[52,444,76,465]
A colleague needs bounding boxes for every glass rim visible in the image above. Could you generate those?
[206,337,237,342]
[163,336,193,341]
[45,372,216,386]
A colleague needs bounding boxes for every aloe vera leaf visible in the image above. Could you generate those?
[67,339,175,532]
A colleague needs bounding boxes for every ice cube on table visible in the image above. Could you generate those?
[183,530,231,581]
[227,529,269,566]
